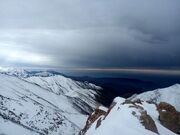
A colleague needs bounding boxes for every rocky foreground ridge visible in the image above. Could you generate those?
[80,96,180,135]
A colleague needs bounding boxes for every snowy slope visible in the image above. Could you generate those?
[129,84,180,111]
[0,118,39,135]
[0,73,101,135]
[25,75,101,95]
[25,76,101,114]
[82,97,177,135]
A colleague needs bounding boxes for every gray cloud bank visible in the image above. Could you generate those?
[0,0,180,69]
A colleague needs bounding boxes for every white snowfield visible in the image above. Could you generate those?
[0,73,101,135]
[85,97,177,135]
[130,84,180,111]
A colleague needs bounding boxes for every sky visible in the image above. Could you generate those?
[0,0,180,74]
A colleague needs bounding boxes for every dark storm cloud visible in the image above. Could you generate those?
[0,0,180,69]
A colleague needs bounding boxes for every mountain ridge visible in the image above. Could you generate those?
[80,84,180,135]
[0,72,101,135]
[129,84,180,111]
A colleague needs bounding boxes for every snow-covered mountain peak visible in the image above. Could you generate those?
[113,97,125,104]
[0,67,29,77]
[80,97,179,135]
[130,84,180,111]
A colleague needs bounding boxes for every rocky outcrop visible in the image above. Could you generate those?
[80,96,180,135]
[81,99,160,135]
[127,100,159,134]
[79,107,106,135]
[140,111,159,134]
[157,102,180,134]
[122,98,143,105]
[129,84,180,112]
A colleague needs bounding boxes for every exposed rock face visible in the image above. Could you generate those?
[123,98,143,105]
[81,98,160,135]
[79,107,106,135]
[157,102,180,134]
[140,111,159,134]
[127,100,159,134]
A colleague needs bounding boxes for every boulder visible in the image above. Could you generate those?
[157,102,180,134]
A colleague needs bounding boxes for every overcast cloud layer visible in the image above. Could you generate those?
[0,0,180,69]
